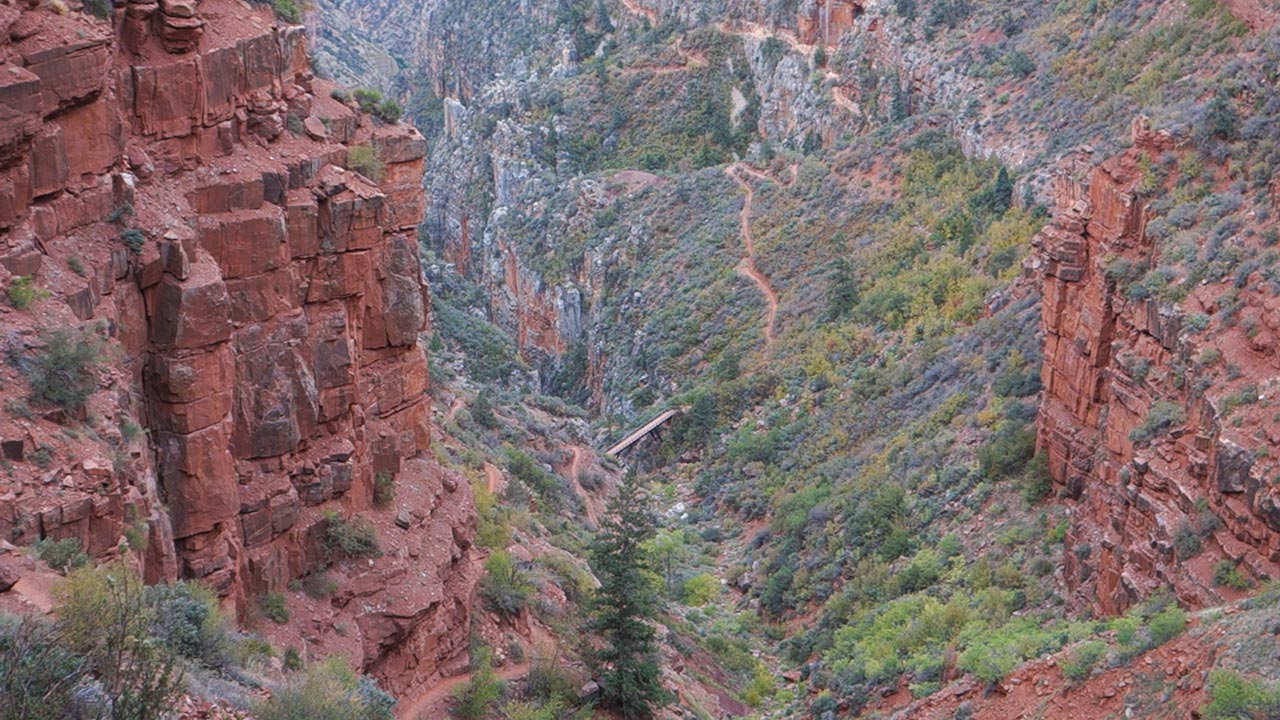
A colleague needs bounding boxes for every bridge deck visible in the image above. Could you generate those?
[605,408,682,456]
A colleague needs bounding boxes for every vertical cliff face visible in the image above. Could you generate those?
[1036,118,1280,614]
[0,0,475,694]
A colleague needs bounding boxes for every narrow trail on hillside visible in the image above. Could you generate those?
[483,462,505,495]
[444,397,464,423]
[564,446,600,526]
[620,0,658,24]
[832,85,858,114]
[725,164,782,352]
[621,37,708,75]
[396,623,558,720]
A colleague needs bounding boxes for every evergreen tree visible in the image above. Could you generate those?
[992,166,1013,215]
[826,258,861,320]
[591,472,666,719]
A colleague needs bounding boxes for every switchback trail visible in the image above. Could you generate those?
[620,0,657,24]
[725,164,781,352]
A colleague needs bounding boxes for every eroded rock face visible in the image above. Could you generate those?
[0,0,476,694]
[1035,118,1280,614]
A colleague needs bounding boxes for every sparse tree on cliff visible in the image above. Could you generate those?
[590,471,666,719]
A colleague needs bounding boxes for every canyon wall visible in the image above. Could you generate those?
[0,0,475,694]
[1036,119,1280,614]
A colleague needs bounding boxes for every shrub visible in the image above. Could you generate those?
[1173,523,1203,559]
[479,551,532,619]
[0,615,88,720]
[283,646,303,671]
[453,647,504,720]
[1129,402,1186,446]
[54,562,184,720]
[83,0,110,18]
[268,0,301,24]
[302,572,339,599]
[977,419,1036,482]
[374,100,403,124]
[352,88,383,113]
[1148,606,1187,646]
[683,573,719,607]
[1019,452,1052,503]
[322,513,381,559]
[261,592,290,624]
[1110,616,1140,647]
[373,473,395,508]
[145,580,230,665]
[7,276,47,310]
[1213,560,1252,590]
[32,537,90,573]
[1202,670,1280,720]
[120,228,146,254]
[1059,640,1106,682]
[505,449,567,509]
[255,657,396,720]
[346,145,385,182]
[23,329,101,415]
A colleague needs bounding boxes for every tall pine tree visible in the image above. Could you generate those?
[590,471,666,719]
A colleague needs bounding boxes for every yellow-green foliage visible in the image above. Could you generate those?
[255,657,395,720]
[683,573,719,607]
[346,145,384,182]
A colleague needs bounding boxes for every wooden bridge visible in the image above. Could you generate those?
[605,407,686,457]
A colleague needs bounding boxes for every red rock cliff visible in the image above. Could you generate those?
[1036,118,1280,615]
[0,0,475,694]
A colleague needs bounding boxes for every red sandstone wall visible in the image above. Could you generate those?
[0,0,475,692]
[1035,118,1280,614]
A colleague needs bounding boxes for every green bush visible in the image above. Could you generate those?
[268,0,301,24]
[683,573,719,607]
[7,276,47,310]
[255,657,396,720]
[977,418,1036,482]
[1202,669,1280,720]
[374,100,403,124]
[261,592,290,624]
[1147,606,1187,646]
[373,473,395,508]
[346,145,385,182]
[32,537,89,573]
[1173,523,1203,559]
[120,228,146,254]
[322,513,381,560]
[1130,402,1186,446]
[1018,452,1053,503]
[479,551,532,619]
[1059,640,1106,681]
[302,572,340,599]
[144,580,230,665]
[54,562,184,720]
[454,647,504,720]
[23,330,101,415]
[352,88,383,113]
[1213,560,1252,590]
[0,615,88,720]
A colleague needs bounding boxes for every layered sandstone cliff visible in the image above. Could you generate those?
[1036,118,1280,614]
[0,0,475,694]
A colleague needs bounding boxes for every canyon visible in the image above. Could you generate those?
[1,0,1279,717]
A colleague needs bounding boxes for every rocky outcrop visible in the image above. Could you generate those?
[1035,118,1280,614]
[0,0,476,694]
